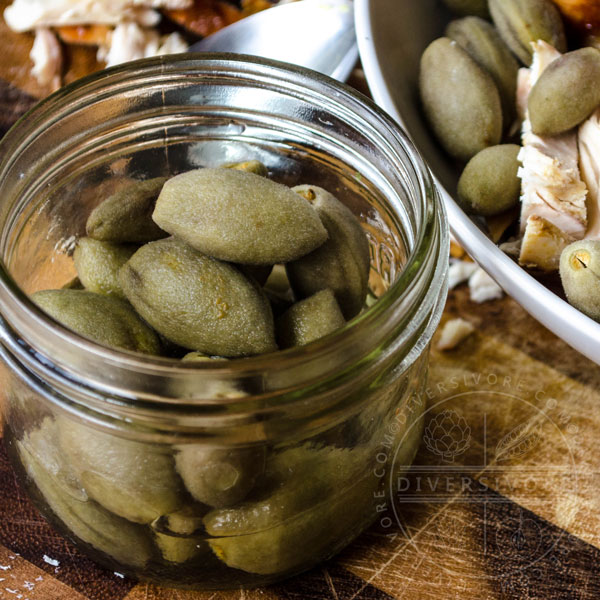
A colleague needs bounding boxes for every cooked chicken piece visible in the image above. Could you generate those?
[515,40,560,119]
[468,267,503,303]
[519,214,575,271]
[518,41,588,244]
[437,318,475,351]
[518,142,588,239]
[578,107,600,240]
[99,22,187,67]
[448,260,478,289]
[4,0,193,32]
[30,27,62,90]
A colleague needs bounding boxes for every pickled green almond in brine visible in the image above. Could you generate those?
[86,177,168,243]
[31,289,161,355]
[73,237,137,298]
[488,0,566,65]
[151,505,211,561]
[120,238,277,356]
[18,425,153,568]
[559,240,600,322]
[445,17,519,125]
[419,38,502,162]
[276,289,345,348]
[152,168,328,265]
[528,48,600,136]
[208,480,375,575]
[204,444,373,536]
[154,531,209,564]
[204,444,378,575]
[18,417,87,502]
[457,144,521,216]
[175,445,266,508]
[155,504,208,536]
[58,417,184,524]
[286,185,370,319]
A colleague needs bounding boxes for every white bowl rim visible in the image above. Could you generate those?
[355,0,600,365]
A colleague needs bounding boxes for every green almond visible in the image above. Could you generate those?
[86,177,168,243]
[276,289,345,348]
[286,185,370,319]
[457,144,521,216]
[419,38,502,162]
[58,416,184,524]
[559,240,600,322]
[528,48,600,136]
[120,238,277,357]
[488,0,566,66]
[73,237,137,298]
[152,168,328,265]
[31,289,161,355]
[446,17,519,126]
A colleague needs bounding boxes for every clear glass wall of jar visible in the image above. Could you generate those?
[0,55,448,589]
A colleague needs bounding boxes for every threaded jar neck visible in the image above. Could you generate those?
[0,55,447,436]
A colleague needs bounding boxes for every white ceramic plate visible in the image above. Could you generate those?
[355,0,600,365]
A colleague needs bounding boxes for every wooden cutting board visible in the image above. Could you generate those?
[0,15,599,598]
[0,285,598,600]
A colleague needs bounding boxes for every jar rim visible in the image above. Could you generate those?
[0,54,448,404]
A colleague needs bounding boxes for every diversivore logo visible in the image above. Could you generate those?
[371,370,581,584]
[422,409,472,463]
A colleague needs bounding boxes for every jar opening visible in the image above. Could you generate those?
[0,55,448,416]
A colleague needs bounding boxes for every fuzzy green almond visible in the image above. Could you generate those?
[286,184,370,319]
[446,17,519,126]
[559,240,600,322]
[152,168,328,265]
[419,38,502,162]
[488,0,566,66]
[18,419,153,568]
[31,289,161,355]
[86,177,168,243]
[73,237,137,298]
[528,48,600,136]
[58,416,184,524]
[457,144,521,216]
[276,289,345,348]
[119,237,277,357]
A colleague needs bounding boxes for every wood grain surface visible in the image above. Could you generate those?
[0,18,599,598]
[0,283,598,599]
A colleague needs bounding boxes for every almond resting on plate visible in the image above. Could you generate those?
[516,40,588,271]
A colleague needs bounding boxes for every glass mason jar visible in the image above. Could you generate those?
[0,55,447,589]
